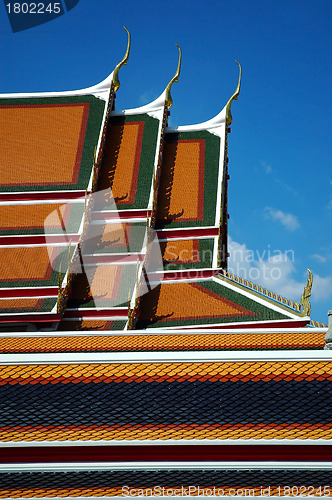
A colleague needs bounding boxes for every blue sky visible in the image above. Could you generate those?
[1,0,331,323]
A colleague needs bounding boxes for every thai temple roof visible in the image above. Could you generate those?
[0,28,331,498]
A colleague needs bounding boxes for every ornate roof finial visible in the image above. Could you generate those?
[300,268,313,317]
[225,60,241,127]
[165,44,182,109]
[112,26,131,92]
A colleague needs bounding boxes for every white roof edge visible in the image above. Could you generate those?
[0,71,114,100]
[1,349,332,365]
[152,318,309,331]
[0,327,327,339]
[1,462,332,471]
[166,106,227,135]
[0,438,331,447]
[112,89,166,117]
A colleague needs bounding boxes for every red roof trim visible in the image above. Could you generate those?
[1,445,331,464]
[0,234,80,246]
[0,191,87,202]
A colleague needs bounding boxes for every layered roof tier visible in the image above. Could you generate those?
[1,349,331,443]
[0,33,331,498]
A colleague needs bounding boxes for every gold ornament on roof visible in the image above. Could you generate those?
[225,60,241,127]
[300,268,313,317]
[165,44,182,109]
[112,26,131,91]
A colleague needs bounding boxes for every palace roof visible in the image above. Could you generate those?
[0,28,331,499]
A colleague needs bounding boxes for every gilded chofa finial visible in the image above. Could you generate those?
[300,269,313,317]
[225,60,241,127]
[112,26,131,91]
[165,44,182,109]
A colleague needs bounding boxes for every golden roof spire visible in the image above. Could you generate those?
[165,44,182,109]
[225,60,241,127]
[300,268,313,317]
[112,26,131,92]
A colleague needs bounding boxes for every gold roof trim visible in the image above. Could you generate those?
[225,60,241,127]
[165,44,182,109]
[112,26,131,92]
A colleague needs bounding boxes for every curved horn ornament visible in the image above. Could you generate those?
[225,60,241,127]
[165,44,182,109]
[112,26,131,92]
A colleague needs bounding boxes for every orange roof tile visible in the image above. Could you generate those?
[2,361,331,384]
[139,282,256,326]
[157,139,205,224]
[0,203,74,232]
[97,120,144,204]
[0,104,88,187]
[0,332,325,353]
[0,246,58,283]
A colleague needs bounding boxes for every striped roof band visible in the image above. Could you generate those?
[0,361,331,442]
[0,332,326,354]
[1,361,332,384]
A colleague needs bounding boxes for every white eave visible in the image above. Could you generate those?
[167,106,227,137]
[1,350,332,365]
[111,89,166,120]
[0,71,114,102]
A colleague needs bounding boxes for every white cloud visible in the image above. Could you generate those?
[260,160,272,174]
[263,206,300,231]
[311,274,332,302]
[228,236,332,306]
[274,178,299,197]
[259,161,298,196]
[311,253,327,263]
[228,237,303,301]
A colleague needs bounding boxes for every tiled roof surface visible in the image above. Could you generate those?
[0,297,57,314]
[0,97,105,193]
[156,131,221,229]
[57,319,127,331]
[0,331,325,353]
[161,238,215,269]
[96,114,159,210]
[1,361,331,442]
[0,93,108,322]
[68,263,136,309]
[84,221,146,254]
[1,469,331,498]
[0,246,70,288]
[0,202,83,236]
[138,279,291,328]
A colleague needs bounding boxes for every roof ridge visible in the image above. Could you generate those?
[218,269,302,313]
